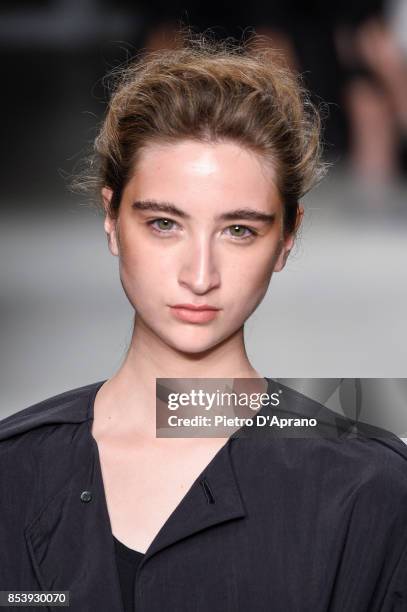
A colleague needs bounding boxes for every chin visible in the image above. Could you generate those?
[163,331,224,356]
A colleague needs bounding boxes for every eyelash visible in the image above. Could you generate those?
[146,218,258,241]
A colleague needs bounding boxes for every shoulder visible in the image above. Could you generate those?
[0,379,105,453]
[0,380,104,534]
[232,378,407,504]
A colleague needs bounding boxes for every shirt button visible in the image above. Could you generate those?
[80,490,92,503]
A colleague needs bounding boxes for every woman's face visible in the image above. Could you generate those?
[103,139,302,353]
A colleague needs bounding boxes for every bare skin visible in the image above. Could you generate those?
[92,139,303,553]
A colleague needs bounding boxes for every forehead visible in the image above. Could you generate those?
[124,139,282,214]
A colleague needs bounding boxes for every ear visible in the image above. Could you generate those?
[273,205,304,272]
[102,187,120,257]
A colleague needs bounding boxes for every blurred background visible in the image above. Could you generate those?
[1,0,407,417]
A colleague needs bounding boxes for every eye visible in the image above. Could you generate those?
[147,218,179,234]
[225,225,258,241]
[146,218,258,241]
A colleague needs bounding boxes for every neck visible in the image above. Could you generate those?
[94,315,264,439]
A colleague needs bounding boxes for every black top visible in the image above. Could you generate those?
[2,378,407,610]
[113,535,145,611]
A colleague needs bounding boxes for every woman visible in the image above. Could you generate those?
[1,33,407,612]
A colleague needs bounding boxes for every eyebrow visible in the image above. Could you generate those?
[131,199,276,224]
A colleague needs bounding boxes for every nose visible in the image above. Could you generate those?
[178,235,221,295]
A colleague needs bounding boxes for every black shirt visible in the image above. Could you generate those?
[113,535,144,611]
[2,378,407,610]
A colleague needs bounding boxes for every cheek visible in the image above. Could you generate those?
[236,267,272,310]
[225,247,279,315]
[230,244,279,289]
[117,235,169,306]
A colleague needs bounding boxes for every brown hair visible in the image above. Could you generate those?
[76,31,328,237]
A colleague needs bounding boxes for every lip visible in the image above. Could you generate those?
[171,303,220,311]
[169,305,220,323]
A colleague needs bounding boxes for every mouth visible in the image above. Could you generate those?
[171,303,220,311]
[169,304,221,324]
